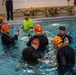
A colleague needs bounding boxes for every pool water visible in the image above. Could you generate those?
[0,18,76,75]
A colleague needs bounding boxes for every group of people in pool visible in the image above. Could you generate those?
[0,14,75,75]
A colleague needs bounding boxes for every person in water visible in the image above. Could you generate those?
[51,36,75,75]
[57,26,73,48]
[19,39,49,67]
[27,24,48,52]
[22,13,34,32]
[1,24,19,49]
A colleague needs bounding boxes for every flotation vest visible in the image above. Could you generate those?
[58,34,73,44]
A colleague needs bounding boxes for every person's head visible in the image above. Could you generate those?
[0,16,3,24]
[24,13,29,20]
[1,24,10,33]
[34,24,43,34]
[58,26,66,36]
[31,39,40,50]
[51,36,62,50]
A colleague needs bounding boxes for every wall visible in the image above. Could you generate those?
[0,0,74,14]
[26,0,74,8]
[13,0,74,9]
[0,0,6,15]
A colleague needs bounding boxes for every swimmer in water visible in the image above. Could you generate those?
[1,24,19,50]
[51,36,75,75]
[57,26,73,47]
[15,39,50,71]
[27,24,48,53]
[22,13,34,32]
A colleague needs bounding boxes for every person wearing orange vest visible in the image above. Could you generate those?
[1,24,19,49]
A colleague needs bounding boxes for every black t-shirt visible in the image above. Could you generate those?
[57,46,75,75]
[22,46,42,66]
[57,46,75,66]
[27,34,48,52]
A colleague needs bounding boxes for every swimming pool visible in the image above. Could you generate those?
[0,17,76,75]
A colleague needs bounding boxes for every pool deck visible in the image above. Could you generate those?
[4,15,76,25]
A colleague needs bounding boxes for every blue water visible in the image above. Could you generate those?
[0,18,76,75]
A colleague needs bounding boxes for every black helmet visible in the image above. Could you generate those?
[58,26,66,30]
[24,13,29,16]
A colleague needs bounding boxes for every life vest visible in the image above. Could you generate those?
[58,34,73,44]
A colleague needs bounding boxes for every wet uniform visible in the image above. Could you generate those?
[27,34,48,52]
[57,46,75,75]
[22,46,42,66]
[1,33,18,48]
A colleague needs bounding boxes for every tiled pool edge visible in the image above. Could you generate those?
[4,16,76,25]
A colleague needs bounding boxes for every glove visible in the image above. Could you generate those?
[44,60,50,64]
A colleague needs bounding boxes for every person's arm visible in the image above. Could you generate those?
[58,37,69,48]
[37,58,45,63]
[2,0,5,5]
[31,51,50,64]
[7,35,18,43]
[29,20,33,32]
[29,27,33,32]
[26,37,34,46]
[22,20,25,29]
[17,25,23,32]
[37,58,50,64]
[2,32,19,44]
[62,37,69,45]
